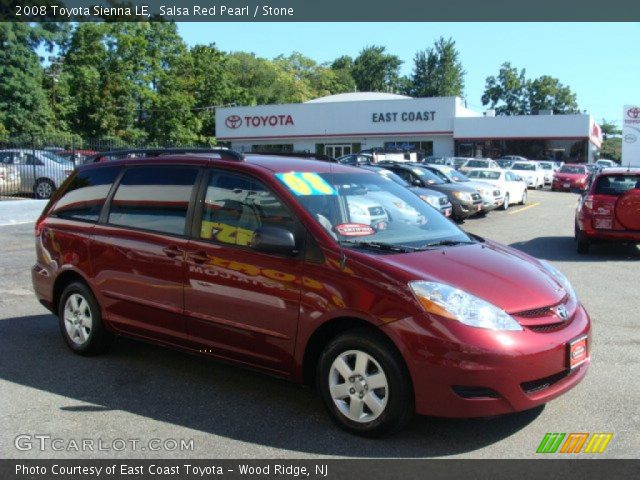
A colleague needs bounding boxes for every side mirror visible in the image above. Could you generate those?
[250,226,298,256]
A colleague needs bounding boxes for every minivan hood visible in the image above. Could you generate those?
[372,241,565,313]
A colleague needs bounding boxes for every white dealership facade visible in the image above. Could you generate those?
[216,92,602,162]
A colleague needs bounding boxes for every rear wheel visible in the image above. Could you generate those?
[59,282,113,355]
[317,329,413,437]
[575,224,590,254]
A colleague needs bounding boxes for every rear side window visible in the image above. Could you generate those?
[51,167,121,222]
[200,171,295,247]
[108,166,198,235]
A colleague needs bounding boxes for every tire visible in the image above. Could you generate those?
[58,281,113,355]
[34,178,55,199]
[501,194,510,210]
[521,189,527,205]
[575,225,590,255]
[317,328,413,437]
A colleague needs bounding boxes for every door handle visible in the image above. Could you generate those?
[162,245,182,258]
[188,250,209,264]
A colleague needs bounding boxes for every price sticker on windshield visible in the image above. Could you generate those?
[276,172,337,196]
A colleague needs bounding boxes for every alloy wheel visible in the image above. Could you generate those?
[328,349,388,423]
[63,293,93,345]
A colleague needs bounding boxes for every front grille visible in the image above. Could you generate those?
[528,322,566,333]
[368,206,385,216]
[438,196,448,206]
[521,370,574,395]
[517,306,554,318]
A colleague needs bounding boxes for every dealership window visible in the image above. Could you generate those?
[251,144,294,153]
[108,166,198,235]
[383,141,433,156]
[324,144,352,158]
[455,139,589,162]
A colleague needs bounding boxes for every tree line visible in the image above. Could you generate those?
[0,23,581,146]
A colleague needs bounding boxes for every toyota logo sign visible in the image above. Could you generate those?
[225,115,242,129]
[627,107,640,119]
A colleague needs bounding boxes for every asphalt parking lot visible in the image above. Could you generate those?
[0,189,638,459]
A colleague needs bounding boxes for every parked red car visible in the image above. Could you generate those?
[32,154,591,436]
[575,167,640,254]
[551,164,590,192]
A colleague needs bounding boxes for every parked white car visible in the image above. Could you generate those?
[458,158,500,174]
[466,169,528,209]
[0,162,21,196]
[596,159,617,168]
[423,164,505,212]
[509,161,546,189]
[536,161,555,185]
[0,149,74,199]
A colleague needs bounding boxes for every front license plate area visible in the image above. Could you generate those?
[563,182,570,188]
[568,335,588,370]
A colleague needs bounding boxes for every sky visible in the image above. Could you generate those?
[177,22,640,126]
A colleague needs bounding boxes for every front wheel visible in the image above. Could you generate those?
[59,282,113,355]
[501,194,510,210]
[34,179,55,199]
[317,329,413,437]
[521,189,527,205]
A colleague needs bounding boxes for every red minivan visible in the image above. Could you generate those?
[32,154,591,436]
[575,167,640,254]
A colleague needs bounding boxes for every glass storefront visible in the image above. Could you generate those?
[455,138,590,162]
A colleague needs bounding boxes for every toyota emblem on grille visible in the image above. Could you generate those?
[225,115,242,129]
[554,305,569,321]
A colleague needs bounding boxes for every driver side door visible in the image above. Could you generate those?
[184,169,304,374]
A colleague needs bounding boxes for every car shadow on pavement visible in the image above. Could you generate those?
[0,314,544,458]
[510,236,640,261]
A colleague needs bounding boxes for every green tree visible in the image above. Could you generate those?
[600,119,621,139]
[351,46,402,92]
[481,62,529,115]
[410,37,465,97]
[527,75,579,114]
[0,24,58,135]
[600,137,621,162]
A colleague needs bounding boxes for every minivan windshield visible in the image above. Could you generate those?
[277,171,472,251]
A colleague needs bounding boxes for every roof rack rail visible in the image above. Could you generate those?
[88,147,244,164]
[247,151,338,163]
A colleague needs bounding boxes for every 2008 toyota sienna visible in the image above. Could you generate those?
[32,152,591,436]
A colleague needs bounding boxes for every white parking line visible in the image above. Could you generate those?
[508,202,540,215]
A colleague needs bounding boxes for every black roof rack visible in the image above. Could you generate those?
[247,151,338,163]
[87,147,244,164]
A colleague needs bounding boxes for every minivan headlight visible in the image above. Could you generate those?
[408,281,523,331]
[538,260,577,300]
[419,194,439,207]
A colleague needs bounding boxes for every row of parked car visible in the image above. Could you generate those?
[337,154,542,222]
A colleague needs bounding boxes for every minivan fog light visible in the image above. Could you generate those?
[409,281,523,331]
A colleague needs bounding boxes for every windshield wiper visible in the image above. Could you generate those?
[339,241,420,253]
[421,239,476,248]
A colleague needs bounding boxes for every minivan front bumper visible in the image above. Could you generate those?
[382,304,591,417]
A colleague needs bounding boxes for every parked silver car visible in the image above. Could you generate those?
[0,149,74,198]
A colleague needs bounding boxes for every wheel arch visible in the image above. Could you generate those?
[301,316,411,390]
[52,268,92,314]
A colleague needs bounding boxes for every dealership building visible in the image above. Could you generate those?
[215,92,602,162]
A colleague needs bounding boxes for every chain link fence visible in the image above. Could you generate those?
[0,134,217,199]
